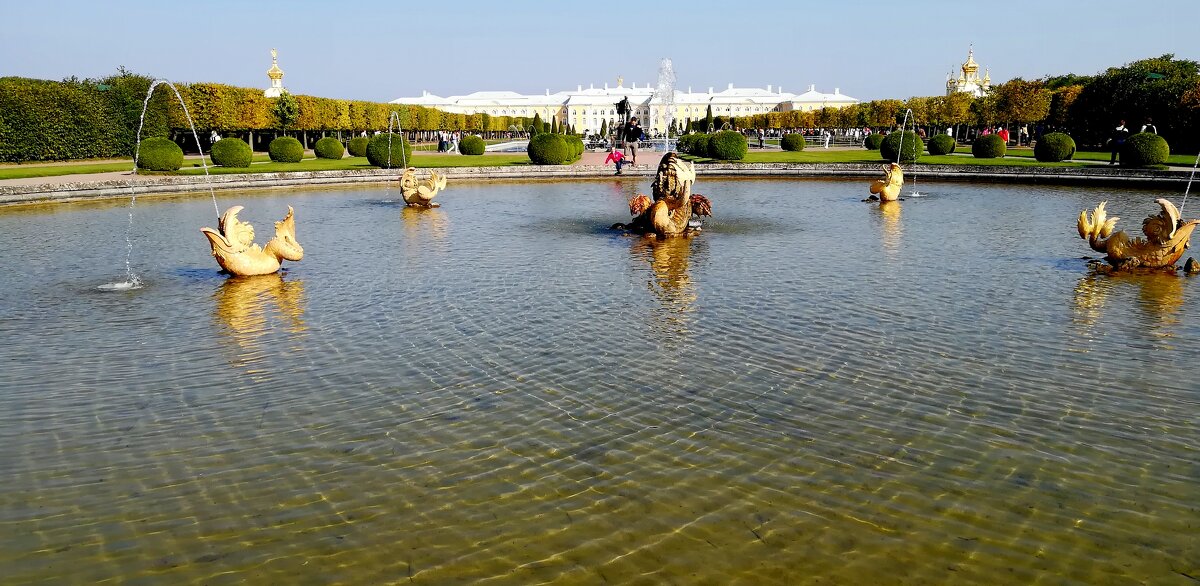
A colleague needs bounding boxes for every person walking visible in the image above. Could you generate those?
[622,117,643,166]
[1109,120,1130,165]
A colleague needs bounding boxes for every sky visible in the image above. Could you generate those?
[3,0,1198,103]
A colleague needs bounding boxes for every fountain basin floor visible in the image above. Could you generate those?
[0,179,1197,584]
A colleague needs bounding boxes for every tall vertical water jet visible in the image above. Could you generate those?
[655,58,676,152]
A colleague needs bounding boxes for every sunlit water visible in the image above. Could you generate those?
[1,179,1197,584]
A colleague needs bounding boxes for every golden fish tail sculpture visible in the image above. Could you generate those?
[201,206,304,276]
[622,152,704,237]
[1077,198,1198,269]
[869,163,904,202]
[400,167,447,207]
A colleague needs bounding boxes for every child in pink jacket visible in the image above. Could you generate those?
[604,147,626,175]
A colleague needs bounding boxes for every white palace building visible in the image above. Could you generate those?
[391,78,858,135]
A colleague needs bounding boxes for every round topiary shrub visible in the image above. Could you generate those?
[269,136,304,163]
[781,133,806,152]
[1033,132,1075,162]
[459,135,486,155]
[880,131,923,163]
[707,130,748,161]
[566,135,584,160]
[1120,133,1169,167]
[348,136,369,157]
[688,134,711,156]
[527,133,569,165]
[314,137,344,159]
[365,133,413,168]
[136,137,184,171]
[927,134,956,155]
[210,137,252,168]
[864,133,884,150]
[971,134,1007,158]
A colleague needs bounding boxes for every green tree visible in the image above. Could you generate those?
[272,91,299,131]
[600,118,607,137]
[551,116,559,134]
[1068,54,1200,149]
[1048,85,1083,127]
[993,78,1051,128]
[531,112,543,136]
[704,105,713,133]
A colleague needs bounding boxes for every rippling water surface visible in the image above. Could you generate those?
[1,178,1197,584]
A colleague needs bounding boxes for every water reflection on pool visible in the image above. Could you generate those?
[1,178,1197,584]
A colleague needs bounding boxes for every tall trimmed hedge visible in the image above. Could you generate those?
[1034,132,1075,162]
[527,133,568,164]
[348,136,369,157]
[314,137,344,159]
[1120,133,1169,167]
[0,76,127,162]
[972,134,1007,158]
[366,133,412,168]
[708,130,747,160]
[781,133,805,151]
[136,137,183,171]
[881,131,922,162]
[210,137,252,167]
[927,134,956,155]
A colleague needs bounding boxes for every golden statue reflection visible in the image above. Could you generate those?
[1071,270,1186,348]
[630,236,700,343]
[870,201,903,256]
[213,273,306,367]
[401,206,450,256]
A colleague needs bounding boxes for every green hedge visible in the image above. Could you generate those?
[781,133,805,151]
[0,76,129,162]
[210,137,252,167]
[527,133,568,164]
[136,137,183,171]
[268,136,304,162]
[459,135,485,155]
[707,130,748,160]
[864,133,884,150]
[366,133,412,168]
[927,134,956,155]
[1120,133,1169,167]
[1034,132,1075,162]
[972,134,1007,158]
[348,136,369,157]
[314,137,344,159]
[881,131,922,162]
[565,134,584,160]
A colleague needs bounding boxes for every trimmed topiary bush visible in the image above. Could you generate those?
[1033,132,1075,162]
[971,134,1007,158]
[459,135,486,155]
[707,130,748,161]
[314,137,344,159]
[565,134,584,160]
[348,136,369,157]
[210,137,252,168]
[781,133,805,152]
[268,136,304,163]
[136,137,183,171]
[880,131,923,163]
[864,133,884,150]
[927,134,956,155]
[1120,133,1169,167]
[527,133,569,164]
[365,133,413,168]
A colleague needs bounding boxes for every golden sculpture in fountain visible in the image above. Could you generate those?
[400,167,448,207]
[869,163,904,202]
[617,152,712,237]
[201,206,304,276]
[1077,198,1198,270]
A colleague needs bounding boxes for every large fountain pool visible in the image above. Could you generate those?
[1,178,1197,584]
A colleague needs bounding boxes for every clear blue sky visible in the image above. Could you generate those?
[4,0,1197,102]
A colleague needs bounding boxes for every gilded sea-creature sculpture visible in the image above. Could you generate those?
[617,152,712,237]
[869,162,904,202]
[201,206,304,276]
[400,167,448,207]
[1077,198,1198,270]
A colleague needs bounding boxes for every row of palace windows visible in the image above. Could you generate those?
[466,104,778,116]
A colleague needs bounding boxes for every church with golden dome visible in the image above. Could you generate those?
[264,48,286,98]
[946,46,991,97]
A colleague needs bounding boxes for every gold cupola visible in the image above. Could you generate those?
[264,48,285,98]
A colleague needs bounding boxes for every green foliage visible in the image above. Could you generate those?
[707,130,748,160]
[1120,132,1169,167]
[459,134,486,155]
[780,133,805,151]
[971,134,1007,158]
[272,91,299,130]
[927,134,956,155]
[347,136,369,157]
[881,131,922,162]
[365,133,412,168]
[1069,54,1199,150]
[681,133,710,156]
[526,133,568,164]
[314,137,344,159]
[565,134,584,160]
[1034,132,1076,162]
[992,78,1052,124]
[210,137,252,167]
[704,105,713,132]
[531,113,543,136]
[136,137,183,171]
[268,136,304,163]
[863,133,884,150]
[599,119,607,137]
[0,76,126,162]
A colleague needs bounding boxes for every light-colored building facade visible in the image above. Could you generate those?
[945,47,991,97]
[391,79,858,134]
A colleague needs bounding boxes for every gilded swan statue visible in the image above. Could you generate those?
[1077,198,1198,270]
[400,167,448,207]
[201,205,304,276]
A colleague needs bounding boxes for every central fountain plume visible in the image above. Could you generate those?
[655,58,676,152]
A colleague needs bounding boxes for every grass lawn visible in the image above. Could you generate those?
[684,150,1089,167]
[174,155,530,175]
[0,161,138,180]
[1005,150,1197,166]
